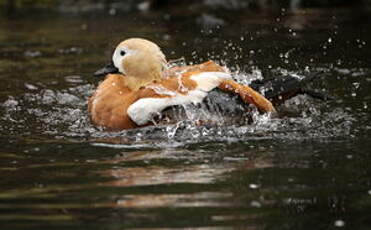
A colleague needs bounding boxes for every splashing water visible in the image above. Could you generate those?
[0,67,358,148]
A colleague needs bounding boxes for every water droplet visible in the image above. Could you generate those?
[334,220,345,227]
[352,82,360,89]
[249,183,259,189]
[25,83,38,90]
[109,8,116,15]
[250,201,262,208]
[24,50,42,58]
[163,34,171,40]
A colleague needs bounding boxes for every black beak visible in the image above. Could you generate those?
[93,61,119,77]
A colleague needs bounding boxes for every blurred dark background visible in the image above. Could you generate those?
[1,0,370,16]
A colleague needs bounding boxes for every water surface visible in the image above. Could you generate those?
[0,5,371,229]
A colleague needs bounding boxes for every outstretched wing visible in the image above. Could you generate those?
[249,72,333,105]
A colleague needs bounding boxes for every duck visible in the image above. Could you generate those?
[89,38,329,131]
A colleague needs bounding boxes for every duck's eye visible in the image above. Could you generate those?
[120,50,126,56]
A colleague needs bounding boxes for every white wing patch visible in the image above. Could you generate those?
[127,72,232,125]
[190,72,231,92]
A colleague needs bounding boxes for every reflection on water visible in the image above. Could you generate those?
[0,4,371,230]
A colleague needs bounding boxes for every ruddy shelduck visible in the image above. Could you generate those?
[89,38,276,131]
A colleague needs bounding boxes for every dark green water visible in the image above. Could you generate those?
[1,5,371,230]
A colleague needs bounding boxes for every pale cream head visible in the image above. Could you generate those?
[112,38,167,90]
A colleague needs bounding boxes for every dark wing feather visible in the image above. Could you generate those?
[249,72,333,105]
